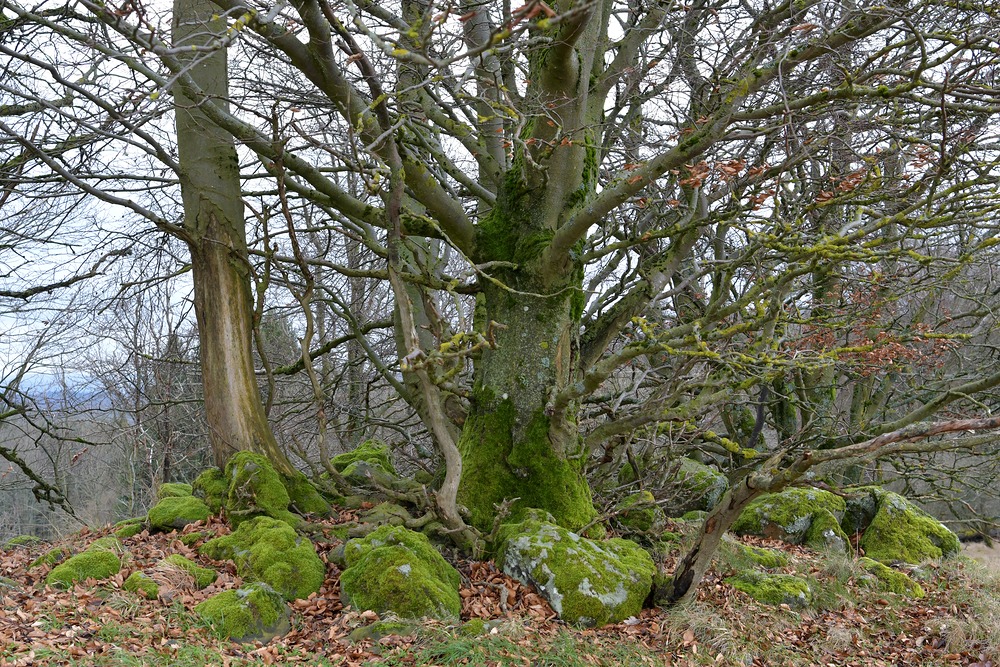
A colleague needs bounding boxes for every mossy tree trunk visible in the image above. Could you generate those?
[172,0,295,476]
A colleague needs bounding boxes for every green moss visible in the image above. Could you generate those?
[30,546,72,569]
[200,516,324,601]
[179,531,207,546]
[858,557,925,598]
[282,472,331,516]
[804,509,850,552]
[157,482,193,500]
[124,571,159,599]
[4,535,45,549]
[731,488,846,545]
[458,397,596,533]
[114,518,145,539]
[460,618,488,636]
[341,526,461,621]
[860,491,960,564]
[88,536,121,553]
[162,554,217,589]
[147,495,211,532]
[615,490,665,534]
[349,619,420,642]
[225,452,298,528]
[497,517,655,627]
[331,439,396,475]
[195,583,290,642]
[726,571,812,608]
[719,538,789,570]
[46,550,121,588]
[674,458,729,513]
[361,502,413,527]
[192,467,229,514]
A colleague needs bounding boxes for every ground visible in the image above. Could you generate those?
[1,512,999,666]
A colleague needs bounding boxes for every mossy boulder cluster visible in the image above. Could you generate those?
[44,536,122,588]
[340,525,462,621]
[497,512,655,627]
[732,486,960,565]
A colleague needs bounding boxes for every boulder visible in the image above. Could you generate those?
[3,535,45,549]
[332,439,396,475]
[114,518,145,539]
[497,512,655,627]
[731,487,848,552]
[45,538,121,589]
[195,583,290,642]
[147,496,211,532]
[224,452,299,528]
[192,467,229,514]
[160,554,217,589]
[659,458,729,516]
[614,490,666,534]
[124,571,159,598]
[858,557,924,598]
[156,482,193,500]
[725,571,812,608]
[844,488,960,564]
[200,516,325,601]
[340,525,461,621]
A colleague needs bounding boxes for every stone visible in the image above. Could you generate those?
[858,557,925,598]
[45,538,122,589]
[660,458,730,516]
[195,583,290,642]
[124,571,159,599]
[732,487,848,551]
[614,490,666,534]
[726,571,812,608]
[147,495,211,532]
[160,554,217,589]
[332,439,396,475]
[192,467,229,514]
[156,482,193,500]
[224,452,298,528]
[847,489,960,564]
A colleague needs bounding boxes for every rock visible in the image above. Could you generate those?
[195,583,290,642]
[332,439,396,475]
[340,525,461,621]
[731,487,848,552]
[661,459,730,516]
[3,535,45,549]
[497,513,655,627]
[160,554,217,589]
[114,518,146,539]
[614,490,666,534]
[192,467,229,514]
[725,571,812,608]
[124,571,159,599]
[147,495,211,532]
[45,538,122,588]
[361,502,413,527]
[719,537,789,570]
[156,482,193,500]
[283,472,332,516]
[224,452,299,528]
[858,557,924,598]
[200,516,325,601]
[29,546,72,569]
[845,488,960,564]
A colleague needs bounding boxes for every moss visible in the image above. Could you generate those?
[458,397,596,533]
[192,467,228,514]
[195,583,290,642]
[731,488,846,545]
[331,439,396,475]
[341,526,461,621]
[46,550,121,588]
[179,531,207,546]
[361,502,413,527]
[147,495,211,532]
[282,472,331,516]
[88,536,121,553]
[157,482,193,500]
[680,510,708,522]
[726,571,812,608]
[4,535,45,549]
[719,538,789,570]
[497,517,655,627]
[224,452,298,528]
[124,571,159,599]
[804,509,850,553]
[674,458,729,513]
[349,619,420,642]
[858,557,925,598]
[30,546,72,569]
[460,618,488,636]
[614,490,665,534]
[860,491,960,564]
[162,554,217,589]
[200,516,324,601]
[114,518,145,539]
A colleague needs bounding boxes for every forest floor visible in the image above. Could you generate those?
[2,510,999,667]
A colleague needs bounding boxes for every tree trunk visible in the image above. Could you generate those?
[172,0,294,476]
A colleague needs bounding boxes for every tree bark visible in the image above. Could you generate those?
[172,0,294,475]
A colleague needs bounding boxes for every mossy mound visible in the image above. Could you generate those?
[858,557,925,598]
[361,502,413,527]
[29,546,72,569]
[848,489,960,564]
[340,525,461,621]
[732,488,847,552]
[161,554,217,589]
[147,495,211,533]
[332,439,396,475]
[283,472,331,516]
[497,513,655,627]
[663,458,730,516]
[614,490,665,534]
[114,518,146,539]
[224,452,299,528]
[726,571,812,608]
[200,516,324,601]
[719,537,789,570]
[195,583,290,642]
[3,535,45,549]
[192,467,229,514]
[124,571,159,599]
[46,543,122,589]
[156,482,193,500]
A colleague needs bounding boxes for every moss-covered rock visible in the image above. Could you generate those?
[282,472,331,516]
[192,467,229,514]
[195,583,290,642]
[804,509,850,553]
[732,488,846,550]
[857,490,960,564]
[348,619,420,643]
[124,571,159,599]
[460,618,489,637]
[200,516,324,601]
[719,537,790,570]
[161,554,217,589]
[3,535,45,549]
[614,490,666,534]
[497,515,655,627]
[46,549,121,588]
[332,439,396,475]
[340,525,461,621]
[114,518,146,539]
[662,458,730,516]
[157,482,193,500]
[88,536,121,553]
[225,452,299,528]
[147,495,211,532]
[858,557,925,598]
[30,546,72,569]
[361,502,413,527]
[726,571,812,608]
